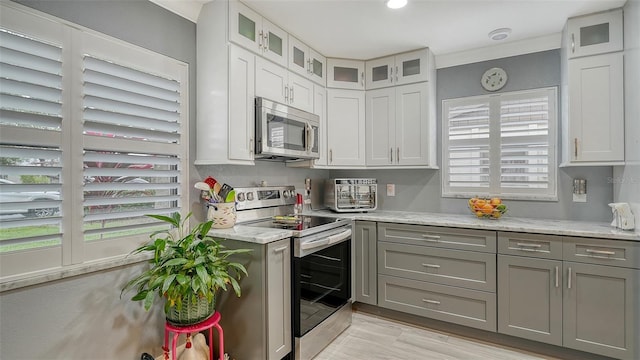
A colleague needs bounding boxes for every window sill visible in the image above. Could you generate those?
[0,253,152,293]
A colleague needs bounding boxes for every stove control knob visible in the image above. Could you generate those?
[237,192,245,202]
[246,192,254,201]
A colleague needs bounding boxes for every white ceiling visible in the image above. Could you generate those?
[152,0,627,60]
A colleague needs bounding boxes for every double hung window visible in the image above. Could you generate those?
[442,87,557,200]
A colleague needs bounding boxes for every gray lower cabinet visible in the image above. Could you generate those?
[563,261,638,359]
[498,255,563,345]
[378,274,497,331]
[377,223,497,332]
[216,238,291,360]
[354,221,377,305]
[498,232,639,360]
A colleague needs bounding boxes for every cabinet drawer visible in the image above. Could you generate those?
[378,223,496,253]
[563,237,640,269]
[378,275,497,332]
[498,232,563,260]
[378,242,496,292]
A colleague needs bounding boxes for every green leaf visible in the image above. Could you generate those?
[163,258,188,267]
[175,274,188,285]
[131,291,148,301]
[162,274,177,293]
[143,290,155,311]
[195,265,210,286]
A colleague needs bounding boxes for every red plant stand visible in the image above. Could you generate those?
[163,311,224,360]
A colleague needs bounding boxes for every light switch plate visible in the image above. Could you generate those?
[387,184,395,197]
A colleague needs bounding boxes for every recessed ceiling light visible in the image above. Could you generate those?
[488,28,512,41]
[387,0,407,9]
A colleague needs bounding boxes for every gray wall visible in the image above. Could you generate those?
[334,50,614,221]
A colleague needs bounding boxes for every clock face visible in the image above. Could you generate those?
[481,67,507,91]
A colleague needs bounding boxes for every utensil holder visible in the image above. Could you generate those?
[207,202,236,229]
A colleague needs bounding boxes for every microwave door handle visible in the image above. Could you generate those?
[306,123,315,153]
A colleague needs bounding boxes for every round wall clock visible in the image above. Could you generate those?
[481,67,508,91]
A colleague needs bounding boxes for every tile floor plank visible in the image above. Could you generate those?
[314,311,563,360]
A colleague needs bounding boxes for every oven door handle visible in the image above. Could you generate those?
[300,229,351,250]
[327,229,352,245]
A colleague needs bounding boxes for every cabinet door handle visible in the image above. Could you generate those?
[258,30,264,50]
[264,33,269,52]
[290,86,294,103]
[284,85,289,101]
[574,138,578,158]
[397,147,400,162]
[250,138,254,154]
[274,246,288,253]
[361,71,364,86]
[422,299,441,305]
[555,266,559,288]
[567,267,572,289]
[329,149,333,163]
[571,33,575,53]
[421,234,441,241]
[422,263,441,269]
[389,67,393,83]
[585,249,616,256]
[307,58,312,74]
[390,148,393,163]
[395,65,399,82]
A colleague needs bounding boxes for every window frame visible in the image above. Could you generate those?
[441,87,558,201]
[0,2,189,285]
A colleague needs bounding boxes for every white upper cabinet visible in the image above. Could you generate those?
[567,52,624,164]
[566,9,623,59]
[366,83,433,167]
[327,58,366,90]
[327,89,366,166]
[255,57,314,113]
[366,48,431,89]
[288,35,326,85]
[229,1,288,67]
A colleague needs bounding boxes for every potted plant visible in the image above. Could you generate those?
[121,212,251,325]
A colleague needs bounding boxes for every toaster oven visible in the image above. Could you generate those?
[325,178,377,212]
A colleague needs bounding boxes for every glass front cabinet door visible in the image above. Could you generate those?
[327,59,365,90]
[366,49,430,90]
[229,1,288,67]
[288,35,326,85]
[566,8,623,59]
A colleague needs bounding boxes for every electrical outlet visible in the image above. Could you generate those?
[387,184,395,197]
[573,193,587,202]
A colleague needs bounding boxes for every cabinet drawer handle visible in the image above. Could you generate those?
[421,234,441,241]
[567,267,572,289]
[555,266,559,288]
[274,246,288,253]
[422,299,440,305]
[516,242,543,248]
[585,249,616,256]
[421,263,441,269]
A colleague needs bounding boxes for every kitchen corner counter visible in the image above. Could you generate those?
[207,225,293,244]
[305,209,640,242]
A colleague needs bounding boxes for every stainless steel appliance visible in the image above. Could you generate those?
[255,97,320,161]
[235,185,353,360]
[325,178,377,212]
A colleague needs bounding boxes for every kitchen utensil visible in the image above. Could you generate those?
[218,184,234,202]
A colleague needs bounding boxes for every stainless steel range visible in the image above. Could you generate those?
[235,185,353,360]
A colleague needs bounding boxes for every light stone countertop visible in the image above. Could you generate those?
[206,225,293,244]
[305,209,640,242]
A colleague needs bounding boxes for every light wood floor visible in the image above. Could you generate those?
[314,311,563,360]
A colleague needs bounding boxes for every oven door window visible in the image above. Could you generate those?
[294,239,351,336]
[266,114,306,151]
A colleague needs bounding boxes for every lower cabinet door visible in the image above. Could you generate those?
[378,274,496,331]
[267,239,292,360]
[354,221,377,305]
[497,255,563,346]
[563,262,638,359]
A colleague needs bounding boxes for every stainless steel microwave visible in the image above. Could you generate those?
[255,97,320,161]
[325,178,377,212]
